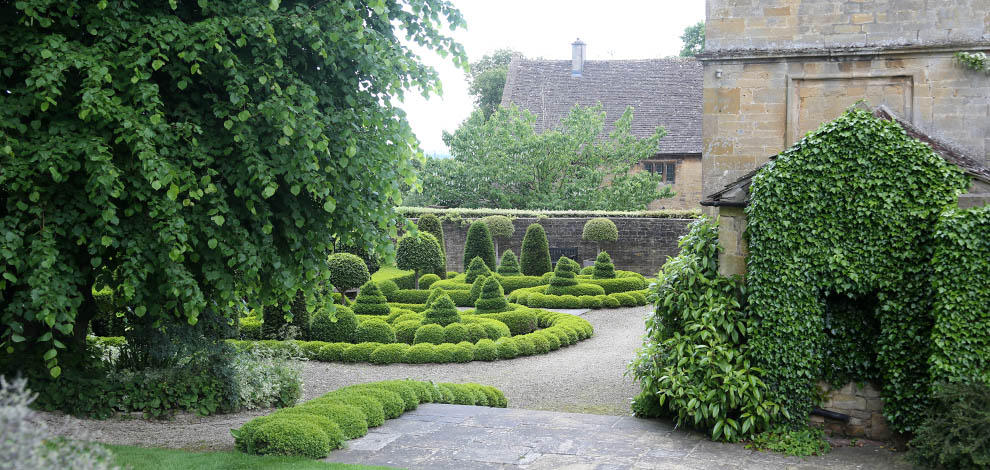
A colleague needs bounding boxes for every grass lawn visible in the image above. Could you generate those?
[108,444,396,470]
[370,266,413,283]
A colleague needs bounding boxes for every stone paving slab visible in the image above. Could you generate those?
[325,404,913,469]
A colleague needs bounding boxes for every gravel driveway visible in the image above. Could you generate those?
[42,307,651,451]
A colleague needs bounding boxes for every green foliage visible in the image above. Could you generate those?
[395,233,443,289]
[474,277,510,313]
[745,108,969,432]
[327,253,371,295]
[592,251,616,279]
[239,317,262,340]
[956,51,990,72]
[442,323,469,344]
[451,342,475,363]
[353,319,395,344]
[496,250,521,276]
[249,416,339,458]
[584,275,647,294]
[399,206,702,220]
[393,320,422,345]
[465,256,493,284]
[468,275,487,304]
[466,49,517,119]
[481,215,515,258]
[341,343,380,363]
[277,405,366,441]
[262,304,288,340]
[288,292,311,340]
[748,427,830,457]
[334,241,382,276]
[679,21,705,57]
[413,324,445,345]
[929,206,990,385]
[416,214,447,276]
[421,291,462,327]
[581,218,618,250]
[377,280,399,300]
[520,224,552,276]
[420,104,673,210]
[309,306,357,344]
[351,282,390,316]
[418,274,441,290]
[369,343,410,365]
[404,343,438,363]
[630,218,779,442]
[463,221,497,270]
[473,339,498,361]
[908,382,990,470]
[495,337,519,359]
[545,257,579,294]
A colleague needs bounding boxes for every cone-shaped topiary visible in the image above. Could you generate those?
[417,214,447,276]
[520,223,552,276]
[475,277,510,313]
[469,274,487,304]
[327,253,371,302]
[289,291,311,339]
[463,220,497,270]
[496,249,521,276]
[582,218,618,254]
[481,215,514,262]
[396,232,443,290]
[465,256,492,284]
[592,251,616,279]
[545,256,579,295]
[422,291,461,327]
[352,281,391,315]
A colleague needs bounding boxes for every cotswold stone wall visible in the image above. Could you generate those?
[812,382,892,441]
[432,217,694,276]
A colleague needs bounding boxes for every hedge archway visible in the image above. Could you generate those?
[744,108,969,432]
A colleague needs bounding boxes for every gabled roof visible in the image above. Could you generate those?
[701,105,990,207]
[500,57,702,155]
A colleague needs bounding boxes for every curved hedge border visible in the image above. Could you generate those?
[225,309,592,365]
[233,380,507,458]
[509,285,649,309]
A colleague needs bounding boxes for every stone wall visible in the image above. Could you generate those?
[642,156,704,210]
[706,0,990,52]
[431,217,694,275]
[811,382,892,441]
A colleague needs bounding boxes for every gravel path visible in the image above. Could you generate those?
[41,306,651,451]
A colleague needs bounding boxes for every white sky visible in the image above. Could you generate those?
[398,0,707,156]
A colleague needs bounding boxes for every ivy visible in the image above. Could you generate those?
[0,0,465,372]
[956,51,990,73]
[744,108,969,432]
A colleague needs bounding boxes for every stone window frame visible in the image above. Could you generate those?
[642,159,677,183]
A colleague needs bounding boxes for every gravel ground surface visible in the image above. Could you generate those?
[41,306,650,451]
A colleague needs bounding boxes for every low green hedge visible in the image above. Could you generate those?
[398,206,701,219]
[475,310,538,335]
[508,285,649,309]
[581,275,647,294]
[544,283,606,297]
[234,380,507,458]
[387,302,428,313]
[432,273,551,295]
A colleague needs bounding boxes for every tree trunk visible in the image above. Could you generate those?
[494,239,500,265]
[413,269,420,290]
[71,288,98,353]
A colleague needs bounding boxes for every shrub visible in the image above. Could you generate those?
[390,289,431,304]
[251,415,340,458]
[466,323,487,343]
[240,317,263,340]
[288,292,312,340]
[908,382,990,470]
[369,344,410,365]
[592,251,616,279]
[452,342,475,363]
[528,334,551,354]
[610,292,638,307]
[473,339,499,361]
[279,403,369,440]
[418,273,441,289]
[334,242,382,277]
[582,218,618,252]
[481,215,514,259]
[344,388,406,419]
[394,320,421,344]
[404,343,438,363]
[377,280,399,300]
[545,256,579,295]
[539,331,561,350]
[580,266,594,275]
[584,276,646,294]
[416,214,447,276]
[327,253,371,297]
[748,427,830,457]
[443,323,469,343]
[309,306,357,343]
[468,275,487,303]
[602,295,620,308]
[513,336,535,356]
[395,232,444,289]
[472,318,510,340]
[476,311,537,335]
[231,348,303,410]
[352,281,390,316]
[341,343,381,363]
[390,312,422,325]
[421,291,462,326]
[474,277,509,313]
[580,295,603,309]
[262,304,288,340]
[464,256,493,284]
[434,343,457,363]
[354,319,396,344]
[496,249,521,276]
[463,220,497,270]
[547,283,605,297]
[413,324,445,345]
[317,343,346,362]
[495,337,519,359]
[308,393,385,428]
[520,223,552,276]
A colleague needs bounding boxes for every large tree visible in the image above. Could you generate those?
[679,21,705,57]
[467,49,518,120]
[415,104,672,210]
[0,0,464,375]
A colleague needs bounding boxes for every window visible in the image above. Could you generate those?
[642,160,676,183]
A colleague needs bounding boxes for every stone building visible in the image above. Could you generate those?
[500,41,704,209]
[699,0,990,207]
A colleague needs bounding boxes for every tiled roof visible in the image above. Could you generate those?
[500,57,703,155]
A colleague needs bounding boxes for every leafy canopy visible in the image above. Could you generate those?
[0,0,465,372]
[679,21,705,57]
[411,104,672,210]
[466,49,518,119]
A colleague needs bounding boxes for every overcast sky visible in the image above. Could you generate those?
[398,0,707,156]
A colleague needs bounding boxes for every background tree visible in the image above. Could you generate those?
[326,253,371,304]
[582,218,618,254]
[416,214,447,276]
[463,221,497,270]
[481,215,515,263]
[395,233,443,290]
[0,0,465,374]
[423,104,673,210]
[467,49,519,119]
[679,21,705,57]
[520,224,552,276]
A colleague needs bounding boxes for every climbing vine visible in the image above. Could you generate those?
[744,108,969,432]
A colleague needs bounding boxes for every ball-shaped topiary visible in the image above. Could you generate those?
[481,215,514,261]
[418,273,441,289]
[452,342,475,363]
[443,323,469,343]
[369,343,409,365]
[310,305,358,343]
[421,291,462,327]
[464,256,492,284]
[496,249,521,276]
[395,232,443,289]
[495,337,519,359]
[377,279,399,300]
[354,319,396,344]
[352,281,390,315]
[327,253,371,299]
[413,323,445,345]
[475,276,510,313]
[416,214,447,276]
[466,323,488,342]
[250,415,340,458]
[279,404,368,440]
[582,218,618,253]
[463,220,497,270]
[334,242,381,276]
[404,343,438,363]
[520,223,552,276]
[474,338,499,361]
[592,251,617,279]
[394,320,422,344]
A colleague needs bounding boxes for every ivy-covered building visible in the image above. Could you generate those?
[500,41,703,210]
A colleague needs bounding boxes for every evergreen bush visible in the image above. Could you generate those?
[353,319,396,344]
[520,223,552,276]
[545,257,579,295]
[443,323,469,344]
[309,306,358,343]
[908,382,990,470]
[417,214,447,276]
[481,215,514,261]
[352,281,390,316]
[496,250,521,276]
[475,277,510,313]
[421,291,462,327]
[327,253,371,299]
[468,275,487,304]
[463,220,497,270]
[395,232,444,289]
[592,251,616,279]
[582,218,618,253]
[418,273,441,289]
[413,324,445,345]
[394,320,421,344]
[464,256,493,283]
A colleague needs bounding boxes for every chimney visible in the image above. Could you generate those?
[571,38,586,77]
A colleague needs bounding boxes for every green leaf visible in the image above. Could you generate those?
[237,110,251,121]
[269,0,280,10]
[152,59,165,70]
[208,239,218,249]
[211,215,225,226]
[49,366,61,378]
[323,198,336,212]
[101,235,113,247]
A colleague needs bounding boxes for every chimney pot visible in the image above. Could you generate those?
[571,38,586,77]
